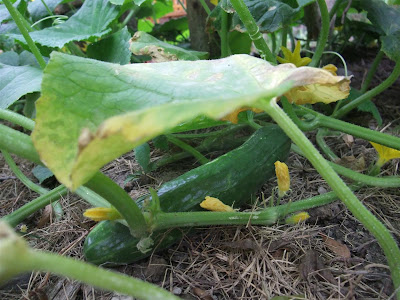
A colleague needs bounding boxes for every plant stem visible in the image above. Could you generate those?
[315,128,339,161]
[3,0,46,70]
[281,26,288,48]
[0,226,179,300]
[360,50,384,93]
[198,0,211,15]
[153,208,278,230]
[220,9,229,58]
[0,124,41,164]
[84,172,148,238]
[259,98,400,299]
[295,105,400,151]
[328,0,343,20]
[309,0,330,67]
[75,187,110,208]
[333,61,400,119]
[121,9,136,27]
[166,135,209,164]
[1,150,47,195]
[2,185,68,227]
[292,144,400,188]
[229,0,276,63]
[0,109,35,131]
[39,0,53,16]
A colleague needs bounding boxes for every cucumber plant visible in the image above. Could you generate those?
[1,0,400,299]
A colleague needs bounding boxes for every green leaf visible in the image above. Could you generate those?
[152,135,169,151]
[223,0,315,33]
[130,31,208,61]
[32,165,54,184]
[358,100,383,126]
[87,27,131,64]
[28,0,64,21]
[32,52,349,189]
[135,143,152,173]
[228,30,252,54]
[0,61,42,109]
[9,0,119,48]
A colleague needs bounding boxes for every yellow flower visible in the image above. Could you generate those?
[275,161,290,197]
[20,225,28,233]
[200,196,234,212]
[285,212,310,224]
[277,40,312,67]
[370,142,400,167]
[83,207,122,221]
[210,0,218,5]
[221,107,263,124]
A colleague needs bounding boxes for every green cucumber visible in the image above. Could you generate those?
[84,125,291,265]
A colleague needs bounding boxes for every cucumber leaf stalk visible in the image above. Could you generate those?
[0,222,179,300]
[256,97,400,299]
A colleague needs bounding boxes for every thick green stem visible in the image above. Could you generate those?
[25,250,179,299]
[309,0,330,67]
[360,50,384,93]
[0,124,41,164]
[229,0,276,63]
[84,172,148,238]
[166,135,209,164]
[2,185,68,227]
[220,9,229,58]
[3,0,46,69]
[153,209,278,230]
[0,228,178,300]
[333,61,400,119]
[259,98,400,299]
[1,150,47,195]
[0,109,35,131]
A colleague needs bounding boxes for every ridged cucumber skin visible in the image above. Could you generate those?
[84,125,291,265]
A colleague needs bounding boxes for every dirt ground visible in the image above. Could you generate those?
[1,49,400,299]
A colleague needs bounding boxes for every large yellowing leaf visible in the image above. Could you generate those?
[32,53,349,190]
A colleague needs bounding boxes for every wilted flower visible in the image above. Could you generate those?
[83,207,121,221]
[275,161,290,197]
[370,142,400,167]
[200,196,234,212]
[277,40,312,67]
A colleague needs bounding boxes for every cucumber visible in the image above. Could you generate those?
[84,125,291,265]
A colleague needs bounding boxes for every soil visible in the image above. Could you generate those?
[1,48,400,300]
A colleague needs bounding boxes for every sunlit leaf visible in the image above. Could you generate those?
[9,0,118,48]
[32,53,349,190]
[130,31,208,61]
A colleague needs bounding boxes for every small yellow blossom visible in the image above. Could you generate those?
[20,225,28,233]
[322,64,338,76]
[275,161,290,197]
[277,40,312,67]
[285,212,310,224]
[221,107,263,124]
[83,207,122,222]
[210,0,218,5]
[370,142,400,167]
[200,196,234,212]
